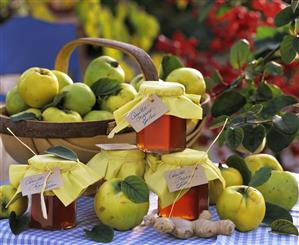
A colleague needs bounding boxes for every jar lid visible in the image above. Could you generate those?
[139,81,185,97]
[161,148,209,166]
[29,154,77,170]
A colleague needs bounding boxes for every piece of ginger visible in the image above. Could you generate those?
[143,210,235,239]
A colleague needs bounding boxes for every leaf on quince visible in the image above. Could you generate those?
[42,91,68,111]
[84,224,114,243]
[159,55,184,81]
[90,79,122,97]
[45,146,78,162]
[248,167,272,187]
[271,219,299,236]
[225,127,244,150]
[121,175,149,203]
[10,112,39,122]
[273,113,299,135]
[225,155,251,185]
[9,211,29,235]
[263,202,293,225]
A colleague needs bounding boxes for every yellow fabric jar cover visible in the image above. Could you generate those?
[144,148,225,208]
[108,81,203,138]
[9,154,101,206]
[87,149,146,180]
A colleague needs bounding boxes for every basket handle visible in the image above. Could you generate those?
[55,38,159,81]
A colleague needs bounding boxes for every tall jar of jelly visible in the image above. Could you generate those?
[9,153,100,230]
[108,81,203,154]
[144,149,225,220]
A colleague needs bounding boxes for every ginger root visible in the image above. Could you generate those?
[143,210,235,239]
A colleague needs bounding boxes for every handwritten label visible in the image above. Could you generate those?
[164,165,208,193]
[125,94,169,132]
[20,168,63,196]
[96,144,138,151]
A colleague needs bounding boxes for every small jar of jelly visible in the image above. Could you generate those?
[9,153,101,230]
[145,149,225,220]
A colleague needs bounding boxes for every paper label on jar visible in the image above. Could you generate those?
[164,165,208,193]
[96,143,138,151]
[125,94,169,132]
[20,168,63,196]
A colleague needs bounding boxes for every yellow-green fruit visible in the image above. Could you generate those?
[216,186,265,232]
[84,56,125,87]
[101,83,137,113]
[18,67,59,108]
[5,87,28,115]
[83,110,114,121]
[237,137,266,154]
[209,179,225,205]
[221,167,243,187]
[42,107,82,122]
[256,171,298,210]
[0,184,28,218]
[94,178,149,231]
[52,70,73,91]
[244,154,283,178]
[166,67,206,95]
[62,83,96,116]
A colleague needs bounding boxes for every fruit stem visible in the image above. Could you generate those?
[110,61,119,68]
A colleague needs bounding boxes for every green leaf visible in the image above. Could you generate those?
[274,6,297,27]
[249,167,272,187]
[292,0,299,13]
[211,91,246,117]
[9,212,29,235]
[271,219,299,236]
[267,126,297,152]
[226,155,251,185]
[273,113,299,135]
[10,112,38,122]
[198,0,215,22]
[229,39,251,69]
[248,104,263,114]
[256,81,273,101]
[280,35,297,64]
[90,79,122,97]
[255,26,277,40]
[205,70,223,92]
[84,224,114,243]
[209,115,229,129]
[293,36,299,52]
[121,175,149,203]
[42,91,68,110]
[45,146,78,161]
[264,61,283,76]
[261,95,298,118]
[225,127,244,149]
[159,55,184,80]
[242,125,266,153]
[263,202,293,225]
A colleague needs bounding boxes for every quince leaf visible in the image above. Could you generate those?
[229,39,250,69]
[241,124,266,153]
[159,55,184,81]
[121,175,149,203]
[209,115,229,129]
[42,91,68,111]
[84,224,114,243]
[90,79,122,97]
[9,212,29,235]
[248,167,272,187]
[271,219,299,236]
[263,202,293,225]
[45,146,78,161]
[10,112,39,122]
[273,112,299,135]
[225,127,244,150]
[225,155,251,185]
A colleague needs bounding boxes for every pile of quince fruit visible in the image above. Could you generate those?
[5,55,206,123]
[211,153,299,232]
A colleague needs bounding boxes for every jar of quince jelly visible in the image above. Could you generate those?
[9,153,100,230]
[30,194,76,230]
[145,149,225,220]
[109,81,203,154]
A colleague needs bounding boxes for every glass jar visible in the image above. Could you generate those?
[137,115,186,153]
[30,194,76,230]
[158,184,209,220]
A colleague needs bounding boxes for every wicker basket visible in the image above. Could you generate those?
[0,38,210,164]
